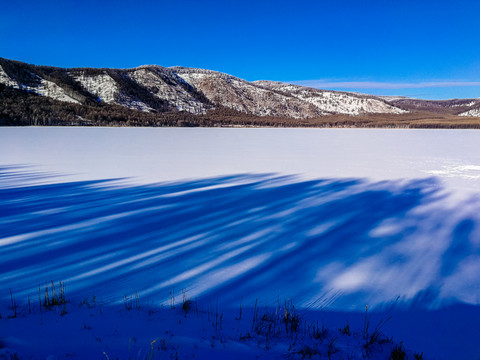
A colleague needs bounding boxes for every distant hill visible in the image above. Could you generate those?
[1,57,480,127]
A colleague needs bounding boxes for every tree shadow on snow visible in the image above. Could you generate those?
[1,166,480,313]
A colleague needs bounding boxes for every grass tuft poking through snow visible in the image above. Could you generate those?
[390,343,407,360]
[41,281,67,309]
[8,289,17,319]
[362,305,393,357]
[0,286,423,360]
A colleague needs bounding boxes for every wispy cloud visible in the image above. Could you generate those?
[290,80,480,90]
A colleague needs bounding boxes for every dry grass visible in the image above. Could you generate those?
[252,112,480,129]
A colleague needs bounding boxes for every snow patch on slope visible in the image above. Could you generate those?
[73,71,153,111]
[453,101,477,108]
[0,65,17,87]
[255,81,407,116]
[73,72,118,103]
[459,108,480,117]
[37,79,81,104]
[130,67,208,114]
[0,65,80,104]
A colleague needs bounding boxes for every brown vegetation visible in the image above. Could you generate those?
[1,83,480,128]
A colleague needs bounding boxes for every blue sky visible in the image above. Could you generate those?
[1,0,479,99]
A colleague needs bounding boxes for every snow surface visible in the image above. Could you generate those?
[1,128,480,359]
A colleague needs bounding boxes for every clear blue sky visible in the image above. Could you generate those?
[1,0,479,99]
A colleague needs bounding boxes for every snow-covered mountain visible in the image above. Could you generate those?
[0,58,408,118]
[2,57,480,120]
[253,80,406,116]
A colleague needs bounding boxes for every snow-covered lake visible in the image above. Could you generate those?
[1,127,480,359]
[2,127,480,190]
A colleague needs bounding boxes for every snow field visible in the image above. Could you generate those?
[1,128,480,359]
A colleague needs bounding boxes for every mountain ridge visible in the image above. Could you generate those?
[1,57,480,127]
[0,58,409,117]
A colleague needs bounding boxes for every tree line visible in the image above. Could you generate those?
[2,83,480,129]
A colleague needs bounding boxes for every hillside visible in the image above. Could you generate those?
[388,97,480,116]
[1,57,480,127]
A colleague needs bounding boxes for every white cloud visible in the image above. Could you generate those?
[291,80,480,90]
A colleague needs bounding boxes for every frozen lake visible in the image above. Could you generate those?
[1,127,480,191]
[1,127,480,359]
